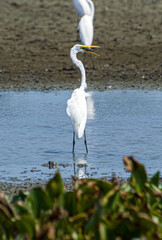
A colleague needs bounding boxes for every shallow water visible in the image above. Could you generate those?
[0,90,161,182]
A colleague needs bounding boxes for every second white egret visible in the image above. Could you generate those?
[73,0,91,40]
[78,0,94,46]
[78,0,95,68]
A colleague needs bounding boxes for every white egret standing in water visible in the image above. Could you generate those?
[66,44,99,154]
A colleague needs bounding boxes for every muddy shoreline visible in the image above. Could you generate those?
[0,0,162,92]
[0,177,130,197]
[0,178,74,197]
[1,175,161,197]
[0,0,162,195]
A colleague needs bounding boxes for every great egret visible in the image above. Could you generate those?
[78,0,94,45]
[78,0,95,68]
[73,0,91,40]
[66,44,99,154]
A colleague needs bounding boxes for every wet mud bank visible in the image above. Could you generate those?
[0,0,162,91]
[0,176,127,197]
[0,175,162,197]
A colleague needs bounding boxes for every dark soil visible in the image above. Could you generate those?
[0,176,129,197]
[0,179,74,197]
[0,0,161,91]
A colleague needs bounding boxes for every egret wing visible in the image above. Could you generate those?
[66,89,87,138]
[78,15,93,45]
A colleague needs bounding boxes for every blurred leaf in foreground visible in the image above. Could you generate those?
[123,156,147,193]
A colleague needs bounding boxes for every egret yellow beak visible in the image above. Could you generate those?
[81,45,100,56]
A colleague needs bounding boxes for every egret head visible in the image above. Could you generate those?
[72,44,100,56]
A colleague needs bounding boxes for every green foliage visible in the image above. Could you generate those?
[0,158,161,240]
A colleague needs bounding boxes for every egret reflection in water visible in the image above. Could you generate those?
[73,154,88,179]
[86,92,95,120]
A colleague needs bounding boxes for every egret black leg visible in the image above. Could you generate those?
[84,130,88,154]
[76,15,80,41]
[83,52,86,68]
[72,132,75,154]
[91,55,95,69]
[77,29,79,41]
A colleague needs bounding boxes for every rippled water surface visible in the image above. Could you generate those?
[0,90,161,182]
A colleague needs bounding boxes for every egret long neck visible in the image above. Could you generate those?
[87,0,95,22]
[70,49,86,90]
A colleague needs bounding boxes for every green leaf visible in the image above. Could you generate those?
[95,179,113,196]
[149,171,160,187]
[64,192,77,216]
[11,190,28,203]
[13,204,30,216]
[105,191,120,214]
[99,222,107,240]
[0,194,15,218]
[46,170,64,206]
[123,156,147,193]
[0,209,16,238]
[25,188,52,218]
[69,212,88,225]
[16,215,35,238]
[86,202,103,233]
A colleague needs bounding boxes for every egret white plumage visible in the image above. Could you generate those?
[66,44,99,154]
[73,0,91,40]
[78,0,95,68]
[73,0,91,17]
[78,0,94,45]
